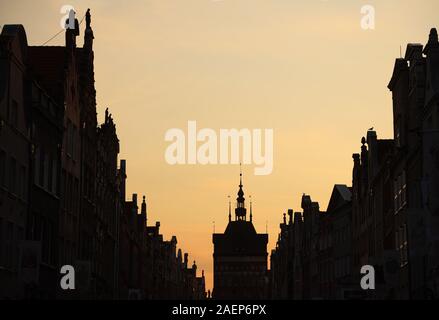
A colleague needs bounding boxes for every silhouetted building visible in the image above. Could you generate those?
[77,10,100,298]
[328,185,355,299]
[301,194,322,299]
[271,194,331,300]
[351,133,394,299]
[0,11,205,300]
[26,56,64,300]
[271,186,356,300]
[212,172,269,299]
[270,29,439,300]
[0,25,32,299]
[386,29,439,299]
[270,210,294,299]
[95,108,120,298]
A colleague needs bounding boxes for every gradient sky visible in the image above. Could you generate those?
[1,0,438,291]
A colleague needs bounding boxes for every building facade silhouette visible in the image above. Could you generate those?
[270,28,439,300]
[212,172,269,299]
[0,10,205,300]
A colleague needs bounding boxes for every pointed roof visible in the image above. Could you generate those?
[327,184,352,213]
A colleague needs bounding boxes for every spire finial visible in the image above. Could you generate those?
[249,195,253,222]
[239,162,242,186]
[234,166,247,221]
[141,195,147,216]
[86,8,91,29]
[228,195,231,222]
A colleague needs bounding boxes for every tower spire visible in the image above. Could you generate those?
[239,162,243,186]
[249,195,253,222]
[235,165,246,221]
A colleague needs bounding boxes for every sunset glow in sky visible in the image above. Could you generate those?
[1,0,438,291]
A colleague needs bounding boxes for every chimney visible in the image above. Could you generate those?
[120,160,126,201]
[184,253,188,269]
[288,209,293,225]
[367,130,378,176]
[192,261,197,276]
[132,194,138,214]
[141,196,147,225]
[294,212,302,224]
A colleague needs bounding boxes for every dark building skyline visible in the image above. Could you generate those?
[1,8,438,301]
[0,10,206,300]
[270,28,439,300]
[212,171,269,299]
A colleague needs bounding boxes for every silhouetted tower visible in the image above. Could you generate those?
[235,169,247,221]
[212,168,269,300]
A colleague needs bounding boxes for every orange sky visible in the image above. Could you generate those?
[1,0,438,292]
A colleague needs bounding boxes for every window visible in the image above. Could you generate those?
[394,171,407,214]
[9,158,17,195]
[48,154,53,192]
[396,224,409,267]
[17,163,22,198]
[73,178,79,213]
[10,100,18,128]
[6,221,13,269]
[41,218,47,263]
[20,166,26,199]
[39,148,45,187]
[52,158,57,195]
[61,169,66,209]
[15,226,23,270]
[67,120,73,157]
[0,150,5,187]
[400,224,408,267]
[67,174,72,211]
[34,146,39,184]
[41,218,53,264]
[72,125,77,160]
[0,217,3,266]
[44,152,49,189]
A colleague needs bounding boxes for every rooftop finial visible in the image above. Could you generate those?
[86,8,91,29]
[249,195,253,222]
[237,165,245,203]
[228,195,231,222]
[424,28,439,54]
[235,165,246,220]
[429,28,438,42]
[239,162,242,186]
[141,195,147,216]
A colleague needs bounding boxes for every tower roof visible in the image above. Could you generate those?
[234,166,247,220]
